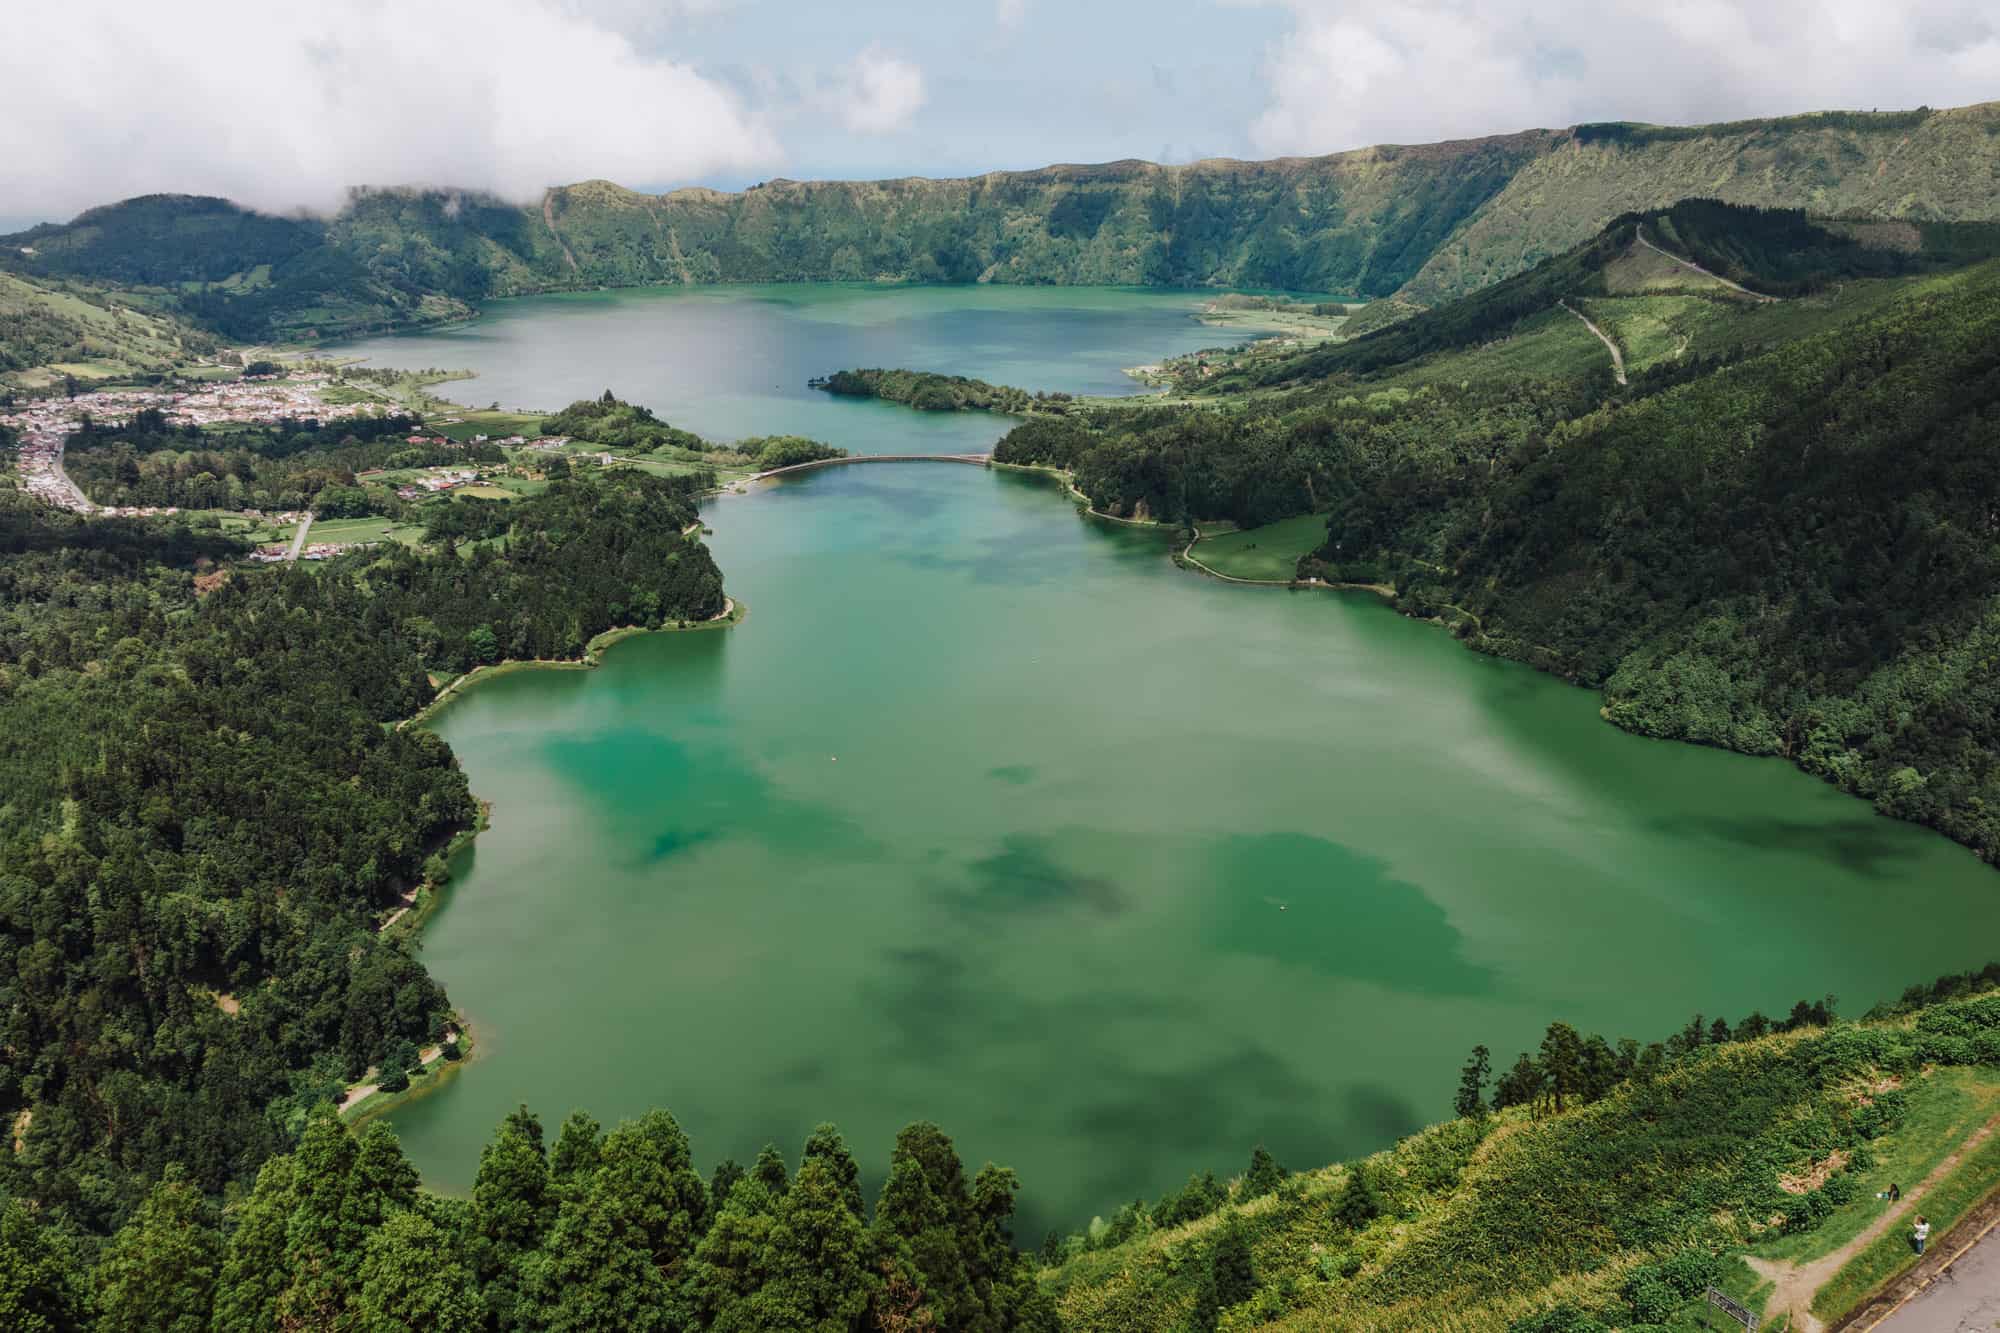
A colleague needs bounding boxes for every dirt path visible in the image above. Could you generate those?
[1847,1184,2000,1332]
[1636,230,1777,302]
[1748,1112,2000,1332]
[336,1032,459,1113]
[1558,299,1628,386]
[285,511,314,561]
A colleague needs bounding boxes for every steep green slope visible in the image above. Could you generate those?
[1045,981,2000,1331]
[991,204,2000,866]
[0,271,217,390]
[1400,102,2000,303]
[7,103,1997,343]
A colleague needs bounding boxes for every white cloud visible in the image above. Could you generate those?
[1241,0,2000,156]
[997,0,1030,29]
[0,0,780,221]
[835,45,928,135]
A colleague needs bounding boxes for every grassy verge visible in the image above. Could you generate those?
[1814,1113,2000,1319]
[1186,513,1328,581]
[306,515,427,546]
[430,408,547,441]
[1762,1067,2000,1268]
[339,1024,477,1127]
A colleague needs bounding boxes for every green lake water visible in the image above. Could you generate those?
[337,286,2000,1238]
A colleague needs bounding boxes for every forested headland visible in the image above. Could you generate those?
[0,469,722,1247]
[540,391,846,469]
[811,369,1057,415]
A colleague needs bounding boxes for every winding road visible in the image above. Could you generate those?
[1559,300,1628,386]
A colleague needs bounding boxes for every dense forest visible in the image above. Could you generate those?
[539,393,847,469]
[0,1106,1057,1332]
[0,471,723,1244]
[541,392,708,454]
[57,410,508,514]
[811,369,1050,415]
[7,103,1998,345]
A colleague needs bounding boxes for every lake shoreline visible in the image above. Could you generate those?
[339,596,746,1124]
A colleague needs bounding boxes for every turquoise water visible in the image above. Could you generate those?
[335,287,2000,1240]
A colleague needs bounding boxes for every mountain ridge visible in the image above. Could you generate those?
[3,101,1998,350]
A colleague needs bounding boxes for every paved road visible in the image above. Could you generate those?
[285,511,314,561]
[1873,1222,2000,1332]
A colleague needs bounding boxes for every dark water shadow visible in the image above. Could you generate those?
[1645,812,1922,880]
[1204,833,1494,997]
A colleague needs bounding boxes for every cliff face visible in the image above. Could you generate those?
[6,103,1998,341]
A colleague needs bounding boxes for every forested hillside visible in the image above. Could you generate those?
[6,102,1996,344]
[0,1102,1057,1332]
[1046,974,2000,1331]
[994,203,2000,868]
[0,473,722,1238]
[0,270,217,391]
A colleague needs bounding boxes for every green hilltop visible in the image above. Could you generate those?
[5,101,1998,347]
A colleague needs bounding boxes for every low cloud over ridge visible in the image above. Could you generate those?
[0,0,779,221]
[1243,0,2000,157]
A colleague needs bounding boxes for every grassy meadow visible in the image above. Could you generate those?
[1189,514,1329,582]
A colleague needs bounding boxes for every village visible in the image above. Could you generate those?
[1,372,385,517]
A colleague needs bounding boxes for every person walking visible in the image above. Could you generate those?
[1913,1215,1930,1255]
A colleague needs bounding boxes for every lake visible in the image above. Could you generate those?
[336,285,2000,1240]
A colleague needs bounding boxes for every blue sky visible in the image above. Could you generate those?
[1,0,1996,223]
[652,1,1292,185]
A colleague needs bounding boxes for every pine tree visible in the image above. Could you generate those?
[757,1156,874,1331]
[548,1110,602,1199]
[474,1106,553,1255]
[1333,1165,1380,1231]
[1210,1217,1255,1308]
[1241,1145,1286,1199]
[344,1122,420,1241]
[872,1151,973,1332]
[689,1175,778,1329]
[472,1107,552,1331]
[352,1211,481,1333]
[525,1110,708,1333]
[211,1155,298,1333]
[801,1123,865,1219]
[90,1166,220,1333]
[710,1158,747,1215]
[1454,1044,1492,1119]
[752,1143,790,1198]
[0,1199,83,1333]
[1539,1022,1584,1114]
[274,1105,359,1327]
